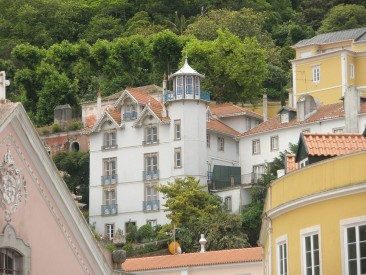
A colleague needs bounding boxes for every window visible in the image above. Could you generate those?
[312,66,320,83]
[195,77,200,96]
[253,165,265,183]
[218,137,225,151]
[246,117,251,131]
[350,63,355,79]
[300,50,312,58]
[176,76,183,95]
[147,220,157,227]
[105,224,114,240]
[252,139,260,155]
[270,136,279,151]
[186,76,193,94]
[342,218,366,275]
[174,147,182,168]
[145,126,158,144]
[302,128,311,133]
[124,103,137,120]
[144,153,158,180]
[224,196,232,211]
[174,120,181,140]
[144,185,159,211]
[103,158,116,177]
[206,134,210,148]
[333,127,344,133]
[0,248,21,275]
[277,236,288,275]
[301,226,321,275]
[281,113,289,123]
[102,188,117,215]
[103,129,117,149]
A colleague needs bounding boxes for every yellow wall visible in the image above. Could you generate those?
[354,55,366,87]
[243,101,282,119]
[351,41,366,52]
[263,151,366,274]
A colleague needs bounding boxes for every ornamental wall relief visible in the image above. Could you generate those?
[0,145,27,223]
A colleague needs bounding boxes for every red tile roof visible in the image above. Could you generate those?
[210,103,262,119]
[207,119,240,136]
[241,102,349,136]
[286,154,298,173]
[302,133,366,157]
[123,247,262,272]
[106,107,121,125]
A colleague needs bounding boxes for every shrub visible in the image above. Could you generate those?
[67,119,83,131]
[51,123,62,133]
[138,224,155,242]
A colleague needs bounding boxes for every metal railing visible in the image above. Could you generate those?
[241,173,264,185]
[142,170,160,181]
[101,174,118,185]
[101,143,118,150]
[142,139,159,145]
[163,90,210,102]
[143,200,160,212]
[101,204,118,216]
[123,111,137,120]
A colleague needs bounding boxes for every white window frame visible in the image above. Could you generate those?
[147,220,157,227]
[224,196,232,211]
[195,76,200,96]
[145,125,158,144]
[276,235,288,275]
[218,137,225,151]
[340,215,366,275]
[145,153,158,172]
[145,184,159,211]
[105,223,114,240]
[270,136,279,151]
[174,120,181,140]
[300,225,322,275]
[312,66,320,83]
[103,158,116,176]
[174,147,182,168]
[252,139,260,155]
[281,113,289,123]
[104,188,116,206]
[103,129,117,149]
[176,76,183,95]
[350,63,355,79]
[186,76,193,94]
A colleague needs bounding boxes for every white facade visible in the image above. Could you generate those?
[87,60,259,237]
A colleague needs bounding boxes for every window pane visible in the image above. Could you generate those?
[348,260,357,275]
[313,234,319,249]
[360,225,366,241]
[314,250,319,265]
[314,266,320,275]
[348,243,357,259]
[360,242,366,258]
[305,236,311,252]
[306,267,312,275]
[361,258,366,274]
[348,227,356,243]
[306,251,312,267]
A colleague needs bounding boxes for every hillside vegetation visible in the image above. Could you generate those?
[1,0,365,125]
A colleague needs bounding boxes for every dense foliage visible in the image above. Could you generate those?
[0,0,363,125]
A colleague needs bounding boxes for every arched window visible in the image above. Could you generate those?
[0,248,22,274]
[70,142,80,152]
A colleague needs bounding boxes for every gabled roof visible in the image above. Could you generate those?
[240,102,353,137]
[89,107,122,133]
[207,119,240,137]
[286,154,298,173]
[123,247,262,272]
[293,27,366,48]
[209,103,263,119]
[298,133,366,158]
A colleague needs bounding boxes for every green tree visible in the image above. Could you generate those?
[155,176,222,226]
[318,4,366,33]
[53,151,90,207]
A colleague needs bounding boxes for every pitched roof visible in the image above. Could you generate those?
[301,133,366,157]
[207,119,240,136]
[286,154,298,173]
[209,103,262,119]
[241,102,350,137]
[123,247,262,272]
[293,27,366,48]
[170,57,204,78]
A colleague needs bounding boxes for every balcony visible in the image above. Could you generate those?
[123,111,137,120]
[142,139,159,146]
[101,174,118,185]
[101,204,118,216]
[163,90,211,102]
[101,143,118,150]
[142,170,159,181]
[143,200,160,212]
[241,173,264,185]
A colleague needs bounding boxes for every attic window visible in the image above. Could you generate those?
[281,113,289,123]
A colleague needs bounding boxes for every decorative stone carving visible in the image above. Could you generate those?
[112,249,126,270]
[0,145,27,222]
[113,228,126,248]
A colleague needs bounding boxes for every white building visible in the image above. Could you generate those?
[239,87,366,179]
[86,59,262,238]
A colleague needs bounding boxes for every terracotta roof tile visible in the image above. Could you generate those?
[207,119,240,136]
[241,102,350,136]
[286,154,298,173]
[123,247,262,272]
[107,108,121,125]
[210,103,262,119]
[303,133,366,157]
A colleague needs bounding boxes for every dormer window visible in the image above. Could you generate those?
[186,76,193,94]
[281,113,289,123]
[176,76,183,95]
[124,103,137,120]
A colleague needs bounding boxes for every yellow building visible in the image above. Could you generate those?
[291,28,366,106]
[259,150,366,275]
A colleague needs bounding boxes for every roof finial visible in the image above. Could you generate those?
[184,48,188,65]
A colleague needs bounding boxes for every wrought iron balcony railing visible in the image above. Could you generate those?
[101,204,118,216]
[101,174,118,185]
[142,139,159,145]
[143,200,160,212]
[163,90,211,102]
[142,170,159,181]
[123,111,137,120]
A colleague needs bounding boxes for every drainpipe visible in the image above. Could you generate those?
[263,94,268,122]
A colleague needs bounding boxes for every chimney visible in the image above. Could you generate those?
[97,88,102,119]
[0,71,10,103]
[163,72,167,91]
[199,234,207,253]
[344,86,359,133]
[263,94,268,122]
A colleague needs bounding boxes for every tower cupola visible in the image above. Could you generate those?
[164,56,209,102]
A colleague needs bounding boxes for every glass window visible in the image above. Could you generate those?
[277,240,288,275]
[176,76,183,95]
[218,137,224,151]
[207,134,210,148]
[312,66,320,83]
[301,227,321,275]
[270,136,279,151]
[174,147,182,168]
[103,129,117,149]
[224,196,232,211]
[253,164,265,183]
[281,113,289,123]
[252,139,260,155]
[147,220,157,227]
[145,126,158,144]
[350,63,355,79]
[174,120,181,140]
[345,224,366,275]
[195,77,200,96]
[104,189,116,206]
[0,249,21,275]
[105,224,114,240]
[186,76,193,94]
[145,154,158,172]
[103,158,116,176]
